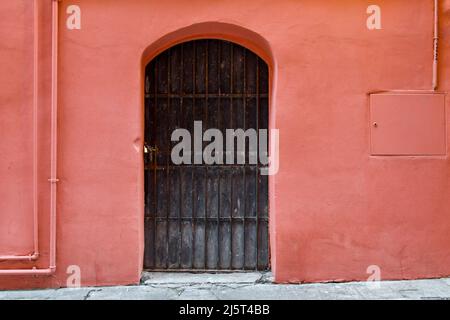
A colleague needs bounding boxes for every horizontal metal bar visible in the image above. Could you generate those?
[145,93,268,99]
[145,165,269,170]
[145,216,268,221]
[144,268,269,273]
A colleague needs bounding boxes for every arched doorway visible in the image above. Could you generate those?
[144,39,269,271]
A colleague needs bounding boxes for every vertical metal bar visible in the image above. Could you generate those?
[217,41,222,268]
[204,41,209,269]
[255,57,260,269]
[153,59,158,269]
[144,71,149,268]
[230,43,234,269]
[242,47,247,270]
[178,44,184,269]
[166,49,171,269]
[191,41,196,269]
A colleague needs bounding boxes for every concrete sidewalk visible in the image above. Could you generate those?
[1,272,450,300]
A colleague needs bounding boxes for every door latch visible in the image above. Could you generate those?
[144,143,158,163]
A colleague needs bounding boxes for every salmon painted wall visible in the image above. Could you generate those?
[1,0,450,289]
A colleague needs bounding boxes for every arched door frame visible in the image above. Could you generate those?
[139,22,278,274]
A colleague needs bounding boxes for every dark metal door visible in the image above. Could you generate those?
[144,39,269,271]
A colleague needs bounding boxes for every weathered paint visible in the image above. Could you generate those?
[0,0,449,289]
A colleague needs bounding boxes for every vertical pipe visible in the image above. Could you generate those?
[32,0,40,259]
[432,0,439,90]
[48,0,59,271]
[0,0,40,263]
[0,0,58,275]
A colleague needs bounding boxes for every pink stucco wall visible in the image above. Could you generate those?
[1,0,450,289]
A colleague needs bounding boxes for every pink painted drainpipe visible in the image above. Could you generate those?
[0,0,59,275]
[432,0,439,90]
[0,0,40,263]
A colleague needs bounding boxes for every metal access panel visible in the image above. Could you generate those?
[144,39,270,271]
[370,93,446,156]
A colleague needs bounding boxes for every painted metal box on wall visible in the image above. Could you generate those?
[370,93,447,156]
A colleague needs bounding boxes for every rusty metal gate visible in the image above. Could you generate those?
[144,39,269,271]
